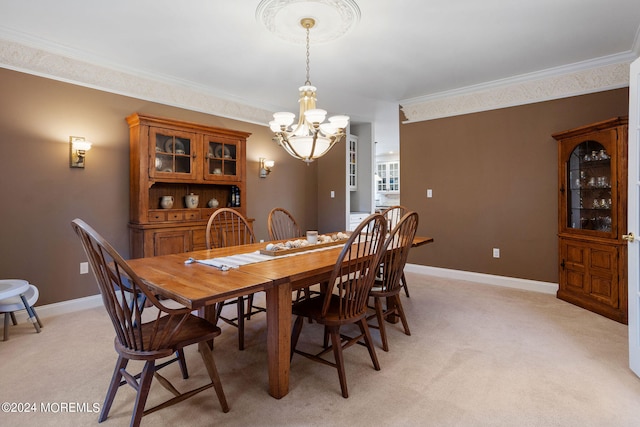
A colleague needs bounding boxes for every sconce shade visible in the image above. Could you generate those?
[259,157,275,178]
[69,136,92,168]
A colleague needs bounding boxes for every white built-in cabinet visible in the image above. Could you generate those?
[376,161,399,193]
[348,135,358,191]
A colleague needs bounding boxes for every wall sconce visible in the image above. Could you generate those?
[69,136,92,168]
[259,158,275,178]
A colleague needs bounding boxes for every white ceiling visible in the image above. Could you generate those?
[1,0,639,154]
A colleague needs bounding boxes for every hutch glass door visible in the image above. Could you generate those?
[566,141,613,233]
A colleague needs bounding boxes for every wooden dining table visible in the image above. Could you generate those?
[126,235,433,399]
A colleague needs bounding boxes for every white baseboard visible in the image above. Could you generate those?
[8,266,558,324]
[404,264,559,295]
[11,293,102,323]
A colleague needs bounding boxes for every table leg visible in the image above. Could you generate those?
[265,279,291,399]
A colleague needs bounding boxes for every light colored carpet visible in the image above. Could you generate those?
[1,273,639,427]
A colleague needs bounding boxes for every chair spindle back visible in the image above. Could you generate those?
[268,207,302,240]
[322,213,387,320]
[206,208,255,249]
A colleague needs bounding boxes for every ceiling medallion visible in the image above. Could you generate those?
[256,0,361,45]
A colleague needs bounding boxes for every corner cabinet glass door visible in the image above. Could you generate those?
[203,136,242,182]
[561,131,618,238]
[149,128,197,180]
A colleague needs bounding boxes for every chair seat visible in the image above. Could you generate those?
[0,285,38,312]
[368,281,401,298]
[292,294,367,326]
[125,314,222,358]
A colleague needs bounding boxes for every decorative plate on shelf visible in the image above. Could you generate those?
[214,145,231,159]
[164,138,185,154]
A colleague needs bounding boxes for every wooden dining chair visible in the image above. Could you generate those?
[206,208,265,350]
[71,219,228,427]
[290,213,387,398]
[267,207,318,303]
[380,205,411,297]
[267,207,302,241]
[367,211,419,351]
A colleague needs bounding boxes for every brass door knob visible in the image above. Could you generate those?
[622,232,635,242]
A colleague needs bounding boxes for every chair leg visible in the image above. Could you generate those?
[373,296,389,352]
[198,341,229,413]
[401,272,410,298]
[99,356,128,422]
[176,349,189,379]
[246,294,254,320]
[358,318,380,371]
[214,302,224,325]
[3,313,9,341]
[329,326,348,398]
[394,295,411,336]
[10,312,17,325]
[290,316,304,360]
[323,326,330,349]
[237,297,245,351]
[130,360,155,427]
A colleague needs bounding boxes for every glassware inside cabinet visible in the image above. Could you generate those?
[566,139,612,232]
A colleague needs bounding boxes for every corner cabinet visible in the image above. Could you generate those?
[127,113,251,258]
[554,117,628,324]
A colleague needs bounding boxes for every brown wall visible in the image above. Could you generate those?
[0,66,630,306]
[318,136,347,233]
[401,88,629,283]
[0,68,318,305]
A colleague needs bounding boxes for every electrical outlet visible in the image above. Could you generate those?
[330,190,335,198]
[492,248,500,258]
[80,262,89,274]
[427,189,433,198]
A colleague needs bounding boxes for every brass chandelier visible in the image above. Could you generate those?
[269,18,349,164]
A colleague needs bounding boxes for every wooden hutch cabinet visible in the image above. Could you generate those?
[553,117,628,323]
[127,113,251,258]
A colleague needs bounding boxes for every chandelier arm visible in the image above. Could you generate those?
[309,130,319,159]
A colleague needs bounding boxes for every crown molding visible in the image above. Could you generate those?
[400,53,635,123]
[0,37,273,126]
[1,33,636,127]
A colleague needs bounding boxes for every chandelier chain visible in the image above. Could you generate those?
[305,23,311,85]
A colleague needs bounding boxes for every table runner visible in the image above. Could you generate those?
[196,243,346,269]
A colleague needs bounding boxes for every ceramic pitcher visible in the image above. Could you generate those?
[160,195,174,209]
[185,193,199,209]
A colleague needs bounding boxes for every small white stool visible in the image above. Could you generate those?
[0,280,43,341]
